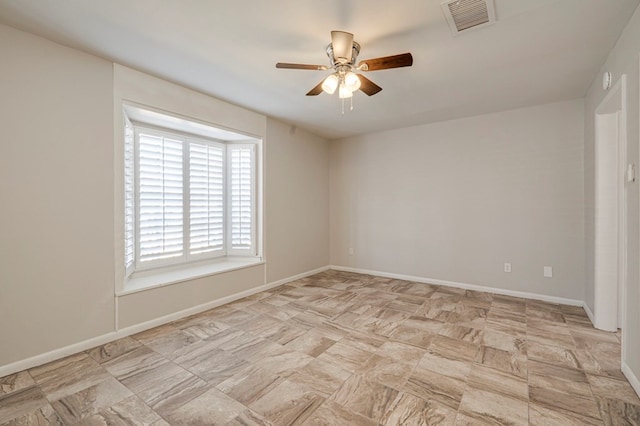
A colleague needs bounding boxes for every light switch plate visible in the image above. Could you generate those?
[544,266,553,278]
[627,164,636,183]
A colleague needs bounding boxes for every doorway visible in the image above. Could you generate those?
[593,74,627,332]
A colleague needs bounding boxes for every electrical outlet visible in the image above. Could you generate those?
[544,266,553,278]
[348,247,354,255]
[504,263,511,273]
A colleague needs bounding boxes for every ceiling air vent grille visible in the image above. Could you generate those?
[441,0,496,35]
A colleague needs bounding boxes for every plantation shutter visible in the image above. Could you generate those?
[189,142,225,255]
[229,145,255,253]
[124,115,135,273]
[137,131,184,263]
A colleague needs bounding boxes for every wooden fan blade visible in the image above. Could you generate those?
[358,75,382,96]
[358,53,413,71]
[276,63,328,71]
[331,30,354,62]
[306,80,324,96]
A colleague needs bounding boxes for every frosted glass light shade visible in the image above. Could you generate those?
[344,72,361,92]
[322,74,339,94]
[339,83,353,99]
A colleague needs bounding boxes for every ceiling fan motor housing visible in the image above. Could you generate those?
[326,41,361,68]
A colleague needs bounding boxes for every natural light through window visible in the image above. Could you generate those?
[122,104,261,291]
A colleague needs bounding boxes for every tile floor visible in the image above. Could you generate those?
[1,270,639,425]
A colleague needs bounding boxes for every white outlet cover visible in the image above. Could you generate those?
[544,266,553,278]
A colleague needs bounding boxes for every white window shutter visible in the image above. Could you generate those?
[189,142,225,255]
[124,115,135,273]
[137,132,184,263]
[229,145,255,253]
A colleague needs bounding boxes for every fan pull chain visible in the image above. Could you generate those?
[341,98,345,115]
[350,97,353,111]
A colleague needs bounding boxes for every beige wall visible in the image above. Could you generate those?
[584,4,640,389]
[330,100,585,301]
[265,119,330,283]
[0,24,331,370]
[0,25,115,364]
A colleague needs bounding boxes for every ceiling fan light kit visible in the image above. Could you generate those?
[276,30,413,113]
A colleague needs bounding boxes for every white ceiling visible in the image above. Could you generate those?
[0,0,638,139]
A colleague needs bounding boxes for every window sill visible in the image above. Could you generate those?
[118,257,264,296]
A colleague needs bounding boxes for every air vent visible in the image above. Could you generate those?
[441,0,496,35]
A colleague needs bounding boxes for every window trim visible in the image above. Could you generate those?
[121,103,262,290]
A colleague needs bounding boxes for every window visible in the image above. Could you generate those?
[123,108,258,278]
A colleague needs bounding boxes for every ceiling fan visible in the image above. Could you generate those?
[276,31,413,102]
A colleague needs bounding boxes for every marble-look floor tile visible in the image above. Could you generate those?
[571,328,619,348]
[467,363,528,401]
[596,396,640,426]
[372,307,411,323]
[111,356,184,395]
[385,299,422,314]
[375,341,425,367]
[249,379,324,425]
[446,306,487,329]
[133,368,210,416]
[289,311,330,328]
[216,364,283,406]
[381,391,456,426]
[184,347,249,385]
[228,408,274,426]
[50,377,132,424]
[139,328,201,359]
[388,325,436,349]
[304,400,378,426]
[491,295,527,314]
[528,360,592,398]
[3,270,639,426]
[0,403,63,426]
[87,337,141,364]
[575,347,626,380]
[481,329,526,354]
[284,329,336,357]
[29,353,110,402]
[529,385,601,421]
[342,332,386,352]
[403,316,446,334]
[528,402,602,426]
[475,345,527,378]
[350,316,399,338]
[527,326,576,349]
[287,357,351,396]
[253,349,314,377]
[418,351,471,381]
[588,373,640,405]
[319,340,374,373]
[403,367,466,411]
[357,355,413,390]
[428,335,480,362]
[85,394,164,426]
[0,386,49,424]
[331,374,399,423]
[457,386,528,426]
[102,346,168,383]
[438,324,483,344]
[164,387,246,425]
[526,340,581,369]
[0,372,34,397]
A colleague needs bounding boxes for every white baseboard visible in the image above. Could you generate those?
[583,301,596,325]
[265,265,330,288]
[622,362,640,398]
[330,265,584,306]
[0,265,330,378]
